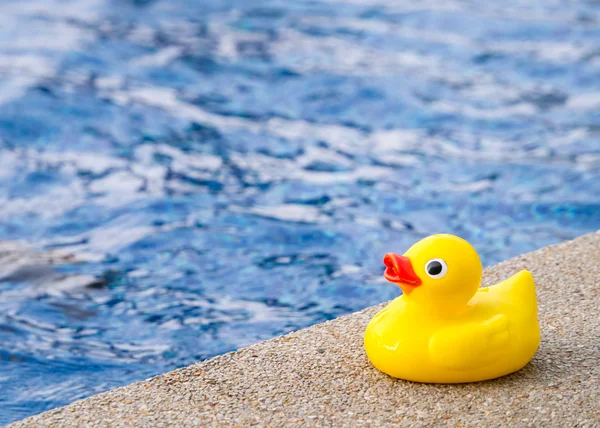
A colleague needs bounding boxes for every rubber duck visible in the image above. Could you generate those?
[364,234,540,383]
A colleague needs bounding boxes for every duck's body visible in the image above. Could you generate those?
[364,235,540,383]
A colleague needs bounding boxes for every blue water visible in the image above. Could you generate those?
[0,0,599,423]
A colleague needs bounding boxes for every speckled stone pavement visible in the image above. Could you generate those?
[10,232,600,427]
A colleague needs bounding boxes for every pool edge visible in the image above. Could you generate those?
[9,231,600,427]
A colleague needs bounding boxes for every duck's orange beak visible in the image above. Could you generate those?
[383,253,422,294]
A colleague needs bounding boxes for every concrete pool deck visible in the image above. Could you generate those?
[10,232,599,427]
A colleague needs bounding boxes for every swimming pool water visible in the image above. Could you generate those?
[1,0,599,423]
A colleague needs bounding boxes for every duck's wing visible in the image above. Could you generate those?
[428,314,510,371]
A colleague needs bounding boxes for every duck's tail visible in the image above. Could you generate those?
[490,270,540,353]
[491,270,537,311]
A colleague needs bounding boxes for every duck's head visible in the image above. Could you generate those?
[383,234,482,308]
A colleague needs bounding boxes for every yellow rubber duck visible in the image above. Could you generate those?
[364,234,540,383]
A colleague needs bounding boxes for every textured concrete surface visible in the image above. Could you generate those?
[10,232,600,427]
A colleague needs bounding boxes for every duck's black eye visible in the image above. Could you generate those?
[425,259,448,279]
[428,261,442,275]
